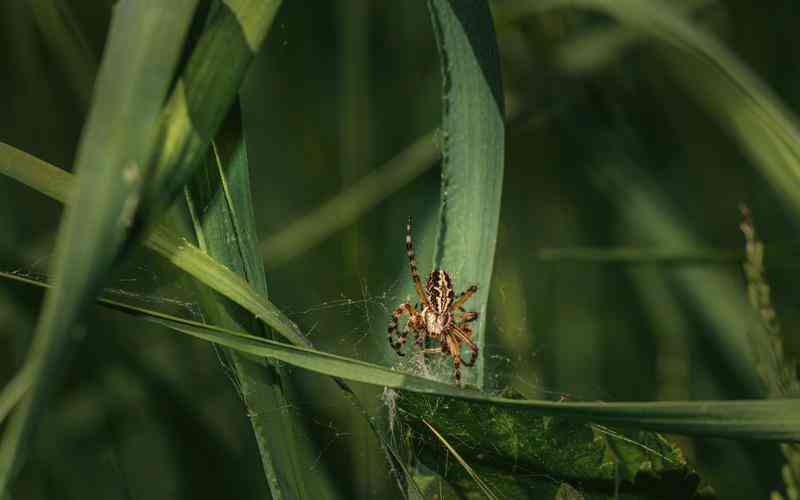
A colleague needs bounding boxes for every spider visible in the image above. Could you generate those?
[387,216,480,385]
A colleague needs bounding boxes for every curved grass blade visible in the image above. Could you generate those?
[421,419,500,500]
[3,144,800,443]
[427,0,505,388]
[1,269,799,444]
[0,143,407,497]
[520,0,800,220]
[140,0,282,230]
[0,1,198,492]
[184,106,333,499]
[0,141,311,349]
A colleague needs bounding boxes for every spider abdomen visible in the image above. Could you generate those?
[426,269,455,313]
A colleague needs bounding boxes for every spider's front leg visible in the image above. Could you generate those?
[387,302,419,356]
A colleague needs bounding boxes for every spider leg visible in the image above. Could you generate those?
[406,217,431,308]
[451,284,478,310]
[451,325,479,367]
[447,335,463,385]
[456,310,479,324]
[387,303,418,356]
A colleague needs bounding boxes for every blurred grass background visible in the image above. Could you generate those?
[1,0,799,498]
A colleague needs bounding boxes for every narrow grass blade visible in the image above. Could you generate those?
[522,0,800,220]
[0,141,311,349]
[184,105,332,499]
[421,420,500,500]
[2,270,799,444]
[0,1,197,492]
[141,0,282,229]
[0,143,404,497]
[427,0,505,388]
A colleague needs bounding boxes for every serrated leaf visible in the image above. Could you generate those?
[426,0,505,388]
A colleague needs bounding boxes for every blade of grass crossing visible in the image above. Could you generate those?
[0,147,412,496]
[2,270,800,444]
[141,0,282,230]
[427,0,505,388]
[0,140,312,349]
[0,1,197,492]
[185,105,332,499]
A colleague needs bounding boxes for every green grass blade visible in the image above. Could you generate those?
[142,0,282,228]
[524,0,800,220]
[0,143,404,496]
[143,314,800,442]
[427,0,505,388]
[1,270,799,447]
[0,141,311,349]
[184,106,332,499]
[0,1,197,492]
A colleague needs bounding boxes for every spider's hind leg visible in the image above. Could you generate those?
[453,326,479,367]
[388,302,417,356]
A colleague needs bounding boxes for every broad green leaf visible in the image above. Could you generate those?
[401,391,712,499]
[0,0,197,492]
[427,0,505,388]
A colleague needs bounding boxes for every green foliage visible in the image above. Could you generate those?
[2,0,800,498]
[0,0,198,491]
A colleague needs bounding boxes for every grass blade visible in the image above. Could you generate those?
[0,143,408,497]
[4,268,797,445]
[427,0,505,388]
[141,0,282,229]
[0,1,197,492]
[0,140,311,348]
[184,105,332,499]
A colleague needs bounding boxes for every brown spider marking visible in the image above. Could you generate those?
[387,216,480,385]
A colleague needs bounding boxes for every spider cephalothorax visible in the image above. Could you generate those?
[387,217,480,384]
